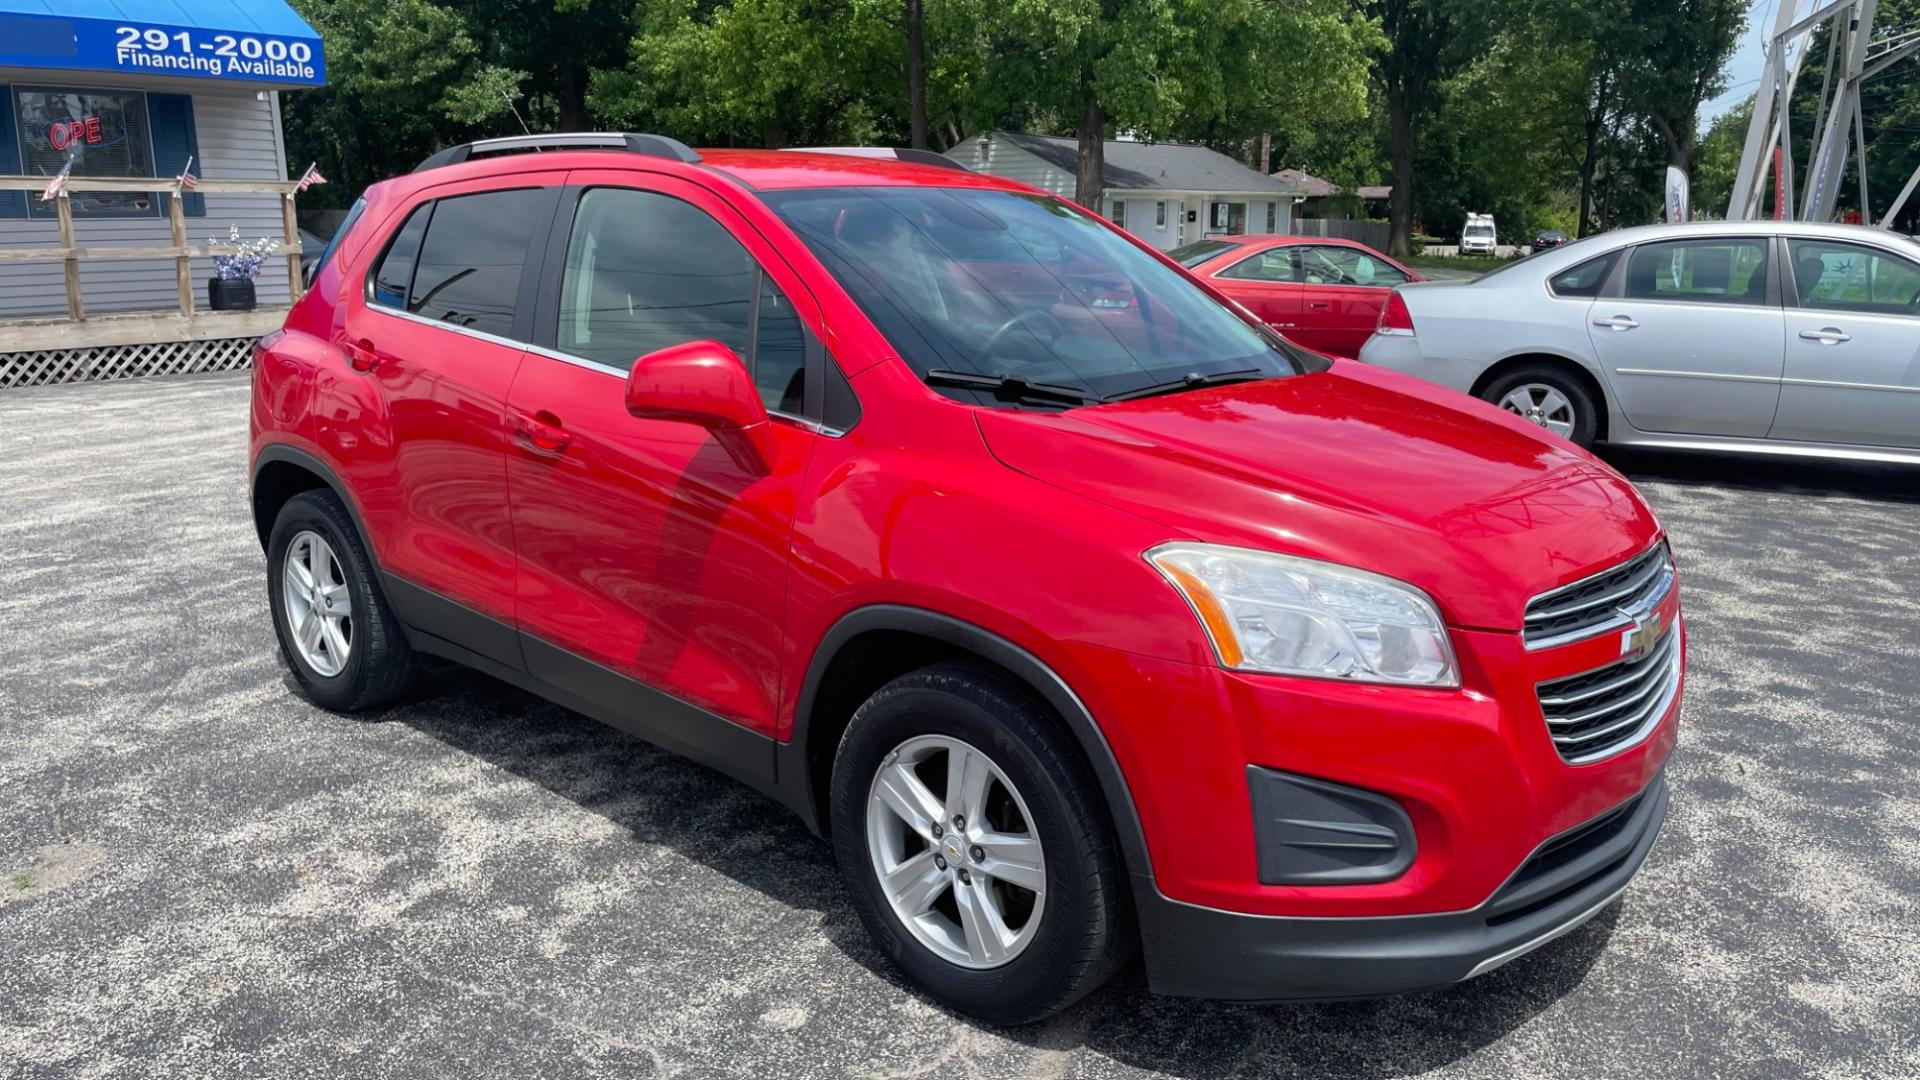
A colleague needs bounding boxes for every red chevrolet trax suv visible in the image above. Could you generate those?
[250,134,1682,1024]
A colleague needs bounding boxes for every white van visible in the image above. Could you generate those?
[1461,213,1497,256]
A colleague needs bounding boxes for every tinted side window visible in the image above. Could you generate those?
[1303,246,1407,287]
[371,203,431,310]
[754,275,807,413]
[1624,238,1769,305]
[1789,240,1920,316]
[559,188,754,367]
[406,188,545,337]
[1220,249,1298,283]
[1549,252,1618,298]
[313,197,366,282]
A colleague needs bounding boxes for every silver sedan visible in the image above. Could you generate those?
[1358,221,1920,463]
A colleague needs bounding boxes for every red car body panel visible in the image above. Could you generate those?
[251,147,1681,990]
[1187,235,1423,359]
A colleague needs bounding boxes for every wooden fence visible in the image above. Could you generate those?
[0,174,304,327]
[1292,217,1393,254]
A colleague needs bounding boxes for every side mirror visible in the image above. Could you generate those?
[625,339,775,472]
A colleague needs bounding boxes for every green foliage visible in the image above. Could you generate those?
[1615,0,1747,169]
[278,0,1774,234]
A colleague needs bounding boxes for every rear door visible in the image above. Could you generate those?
[1772,237,1920,449]
[1209,247,1303,339]
[333,177,561,646]
[1584,235,1784,437]
[1296,244,1412,358]
[503,171,828,737]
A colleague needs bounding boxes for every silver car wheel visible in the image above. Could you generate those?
[283,530,352,678]
[1499,383,1578,439]
[866,734,1047,969]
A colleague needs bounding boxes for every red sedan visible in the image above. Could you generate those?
[1171,235,1423,358]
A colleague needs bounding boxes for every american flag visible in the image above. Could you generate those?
[294,162,326,193]
[176,155,198,191]
[40,158,73,202]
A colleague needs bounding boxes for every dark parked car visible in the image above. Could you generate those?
[1532,229,1569,252]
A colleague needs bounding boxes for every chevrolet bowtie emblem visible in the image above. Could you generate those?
[1620,611,1665,659]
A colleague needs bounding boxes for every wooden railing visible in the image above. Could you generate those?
[0,174,305,322]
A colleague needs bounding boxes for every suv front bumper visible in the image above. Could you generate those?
[1134,770,1668,1000]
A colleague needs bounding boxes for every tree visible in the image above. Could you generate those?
[284,0,520,205]
[994,0,1369,209]
[1355,0,1475,257]
[592,0,901,147]
[1617,0,1746,177]
[905,0,928,148]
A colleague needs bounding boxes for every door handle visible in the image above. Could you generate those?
[344,339,379,373]
[1307,300,1331,310]
[1593,315,1639,332]
[513,411,572,453]
[1798,327,1851,345]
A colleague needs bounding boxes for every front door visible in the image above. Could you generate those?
[1296,244,1412,358]
[1772,237,1920,449]
[503,173,821,736]
[1211,247,1303,339]
[1585,236,1784,438]
[334,178,561,636]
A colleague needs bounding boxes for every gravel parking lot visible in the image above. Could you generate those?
[3,372,1917,1079]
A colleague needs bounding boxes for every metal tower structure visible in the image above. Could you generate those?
[1727,0,1920,227]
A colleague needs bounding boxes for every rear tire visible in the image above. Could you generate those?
[831,662,1132,1024]
[266,490,418,712]
[1480,363,1600,448]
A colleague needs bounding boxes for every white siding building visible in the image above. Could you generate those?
[0,0,325,386]
[0,75,297,317]
[948,131,1304,251]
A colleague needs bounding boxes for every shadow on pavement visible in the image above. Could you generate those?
[375,665,1612,1079]
[1600,445,1920,505]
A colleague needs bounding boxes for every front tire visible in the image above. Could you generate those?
[266,490,418,711]
[1481,363,1600,448]
[831,663,1132,1024]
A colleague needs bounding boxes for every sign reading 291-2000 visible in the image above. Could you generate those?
[114,25,320,82]
[0,12,327,88]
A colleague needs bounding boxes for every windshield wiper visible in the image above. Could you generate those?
[1101,368,1269,403]
[924,369,1101,407]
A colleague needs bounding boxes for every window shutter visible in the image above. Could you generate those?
[0,86,22,219]
[147,92,205,217]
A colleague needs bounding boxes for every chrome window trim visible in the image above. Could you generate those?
[366,303,536,356]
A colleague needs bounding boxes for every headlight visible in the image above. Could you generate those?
[1148,543,1459,687]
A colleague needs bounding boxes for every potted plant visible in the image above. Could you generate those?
[207,225,279,311]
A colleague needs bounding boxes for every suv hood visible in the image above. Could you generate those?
[975,361,1659,631]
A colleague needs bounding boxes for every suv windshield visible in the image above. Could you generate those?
[763,187,1300,403]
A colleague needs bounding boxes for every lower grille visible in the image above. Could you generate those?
[1535,626,1680,763]
[1484,775,1664,927]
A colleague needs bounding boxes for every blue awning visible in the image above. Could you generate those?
[0,0,325,87]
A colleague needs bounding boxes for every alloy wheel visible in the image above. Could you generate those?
[1498,383,1578,439]
[283,530,352,677]
[865,734,1047,969]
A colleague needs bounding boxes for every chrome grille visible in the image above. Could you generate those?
[1523,542,1672,649]
[1535,626,1680,763]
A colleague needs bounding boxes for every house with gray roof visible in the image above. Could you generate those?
[947,131,1304,251]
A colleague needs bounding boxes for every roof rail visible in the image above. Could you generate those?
[413,132,701,173]
[785,147,970,173]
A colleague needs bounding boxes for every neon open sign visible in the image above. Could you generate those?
[47,116,106,152]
